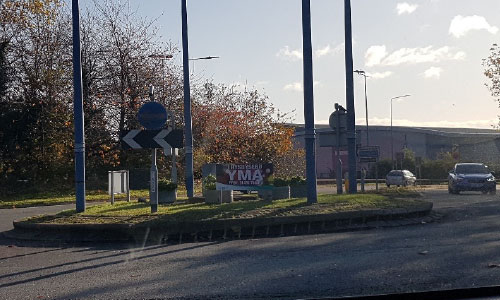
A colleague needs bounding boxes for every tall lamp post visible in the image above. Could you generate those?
[301,0,318,204]
[344,0,357,194]
[354,70,369,145]
[72,0,85,212]
[181,0,195,198]
[390,94,411,169]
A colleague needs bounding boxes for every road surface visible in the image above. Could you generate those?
[1,188,500,299]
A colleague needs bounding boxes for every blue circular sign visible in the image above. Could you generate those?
[137,102,168,130]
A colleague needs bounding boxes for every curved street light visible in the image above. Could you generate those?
[188,56,220,73]
[390,94,411,169]
[354,69,369,145]
[189,56,220,61]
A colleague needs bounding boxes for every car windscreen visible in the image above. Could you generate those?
[388,171,402,176]
[455,165,489,174]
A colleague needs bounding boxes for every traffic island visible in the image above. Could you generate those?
[9,190,433,244]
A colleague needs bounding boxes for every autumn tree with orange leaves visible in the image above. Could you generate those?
[484,43,500,127]
[191,82,305,178]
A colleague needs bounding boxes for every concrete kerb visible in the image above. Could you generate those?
[9,202,434,243]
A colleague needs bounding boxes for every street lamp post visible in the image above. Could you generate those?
[354,70,369,146]
[301,0,318,204]
[181,0,195,198]
[390,94,411,169]
[72,0,86,213]
[344,0,357,194]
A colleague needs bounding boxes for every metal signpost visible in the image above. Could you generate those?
[122,86,184,213]
[168,111,178,184]
[358,146,380,191]
[416,156,422,183]
[396,152,404,170]
[150,148,158,213]
[329,104,347,194]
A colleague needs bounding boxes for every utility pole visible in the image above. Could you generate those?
[72,0,86,212]
[344,0,357,194]
[301,0,318,204]
[181,0,194,198]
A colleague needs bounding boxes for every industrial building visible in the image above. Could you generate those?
[293,125,500,179]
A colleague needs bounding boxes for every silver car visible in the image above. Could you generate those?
[386,170,417,187]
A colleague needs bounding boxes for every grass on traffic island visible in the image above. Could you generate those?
[22,187,425,225]
[0,188,195,209]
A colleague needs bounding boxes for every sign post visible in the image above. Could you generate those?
[121,87,183,213]
[150,149,158,213]
[415,156,422,184]
[330,103,347,194]
[358,146,380,192]
[396,152,404,170]
[142,86,163,213]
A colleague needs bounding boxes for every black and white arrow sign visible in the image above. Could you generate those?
[121,129,184,150]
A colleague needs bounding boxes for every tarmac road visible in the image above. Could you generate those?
[2,188,500,299]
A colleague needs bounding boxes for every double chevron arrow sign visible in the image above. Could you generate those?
[121,128,184,150]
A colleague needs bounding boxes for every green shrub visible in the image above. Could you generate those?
[264,175,274,186]
[203,174,217,190]
[273,177,290,187]
[158,179,177,191]
[289,176,306,186]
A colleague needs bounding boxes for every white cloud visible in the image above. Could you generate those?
[276,46,302,61]
[449,15,499,38]
[283,81,320,92]
[367,71,393,79]
[365,45,388,67]
[396,3,418,15]
[423,67,443,79]
[284,82,303,92]
[315,43,344,57]
[365,45,466,67]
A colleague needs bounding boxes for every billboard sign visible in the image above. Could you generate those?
[215,163,274,190]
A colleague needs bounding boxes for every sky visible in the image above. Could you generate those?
[80,0,500,129]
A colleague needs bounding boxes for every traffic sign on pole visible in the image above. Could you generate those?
[121,129,183,150]
[357,146,380,163]
[329,110,347,131]
[137,102,168,130]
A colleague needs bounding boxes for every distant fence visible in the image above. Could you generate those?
[317,179,449,185]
